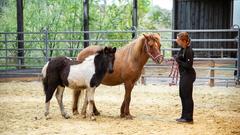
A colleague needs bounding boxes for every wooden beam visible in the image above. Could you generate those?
[83,0,89,48]
[17,0,24,69]
[132,0,138,39]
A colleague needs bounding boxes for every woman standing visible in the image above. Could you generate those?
[175,32,196,123]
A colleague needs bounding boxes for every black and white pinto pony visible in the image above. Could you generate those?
[41,47,116,120]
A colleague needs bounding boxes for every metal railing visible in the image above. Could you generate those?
[0,28,239,86]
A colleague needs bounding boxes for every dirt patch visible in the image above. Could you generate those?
[0,81,240,135]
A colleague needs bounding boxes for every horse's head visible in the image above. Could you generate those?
[143,33,164,64]
[103,46,116,73]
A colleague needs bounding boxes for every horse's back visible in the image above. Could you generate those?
[68,55,96,89]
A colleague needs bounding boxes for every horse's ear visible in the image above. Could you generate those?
[112,47,116,53]
[104,47,109,53]
[143,34,148,39]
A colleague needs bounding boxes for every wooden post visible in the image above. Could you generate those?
[83,0,89,48]
[141,68,145,85]
[132,0,138,39]
[17,0,24,69]
[209,60,215,87]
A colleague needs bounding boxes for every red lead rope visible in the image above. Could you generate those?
[165,58,179,86]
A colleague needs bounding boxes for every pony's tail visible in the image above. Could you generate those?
[41,62,49,95]
[42,77,48,95]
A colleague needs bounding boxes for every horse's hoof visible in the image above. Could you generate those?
[45,115,51,120]
[90,116,96,121]
[82,115,87,119]
[44,112,49,117]
[125,114,135,120]
[120,113,125,118]
[94,111,100,116]
[81,111,86,116]
[63,113,70,119]
[122,114,134,120]
[73,110,79,115]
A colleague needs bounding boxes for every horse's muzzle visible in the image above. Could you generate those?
[108,69,114,74]
[152,55,164,64]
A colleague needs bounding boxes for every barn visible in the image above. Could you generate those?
[172,0,239,58]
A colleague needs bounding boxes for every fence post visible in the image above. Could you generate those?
[209,60,215,87]
[83,0,89,48]
[44,29,49,62]
[132,0,138,39]
[17,0,24,69]
[132,26,137,39]
[236,27,240,85]
[141,68,145,85]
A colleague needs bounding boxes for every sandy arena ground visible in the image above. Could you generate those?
[0,81,240,135]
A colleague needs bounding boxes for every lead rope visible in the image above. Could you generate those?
[165,57,179,86]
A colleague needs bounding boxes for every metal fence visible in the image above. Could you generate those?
[0,28,239,86]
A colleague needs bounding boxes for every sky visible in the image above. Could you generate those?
[152,0,173,10]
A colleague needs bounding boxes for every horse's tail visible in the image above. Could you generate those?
[41,62,49,95]
[41,62,56,103]
[41,57,68,103]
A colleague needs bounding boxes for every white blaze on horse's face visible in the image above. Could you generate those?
[144,33,163,64]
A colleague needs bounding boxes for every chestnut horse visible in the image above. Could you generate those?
[73,33,163,119]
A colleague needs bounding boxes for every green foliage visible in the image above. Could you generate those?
[140,5,171,29]
[0,0,172,69]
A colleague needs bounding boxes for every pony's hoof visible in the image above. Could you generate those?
[63,113,70,119]
[45,115,51,120]
[44,112,51,120]
[44,112,49,117]
[94,110,100,116]
[73,110,79,115]
[82,115,87,119]
[81,111,86,116]
[90,116,96,121]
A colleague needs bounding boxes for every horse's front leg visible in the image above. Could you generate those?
[86,87,96,121]
[72,90,81,115]
[56,86,70,119]
[81,90,100,117]
[120,81,134,119]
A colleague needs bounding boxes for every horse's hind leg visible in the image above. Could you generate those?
[81,90,88,117]
[56,85,70,119]
[44,84,58,119]
[93,101,100,116]
[86,87,96,121]
[72,90,81,115]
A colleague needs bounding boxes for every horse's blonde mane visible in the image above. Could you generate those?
[120,35,145,57]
